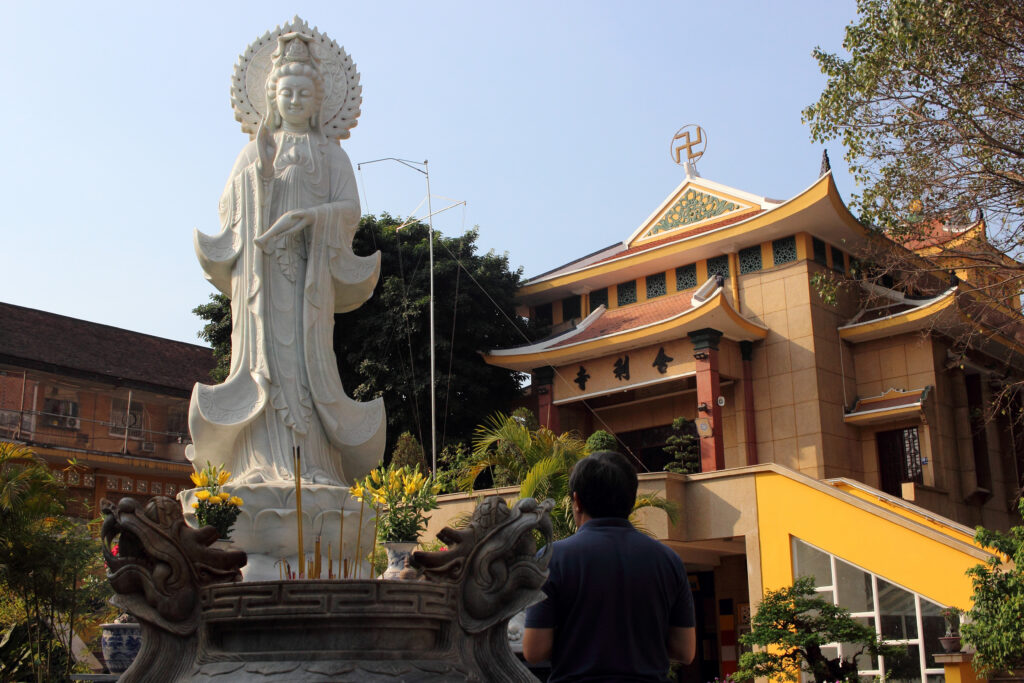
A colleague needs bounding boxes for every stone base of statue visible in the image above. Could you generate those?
[103,495,554,682]
[180,483,373,581]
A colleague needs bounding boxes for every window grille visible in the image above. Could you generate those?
[773,236,797,265]
[676,264,697,290]
[590,288,608,311]
[739,245,762,274]
[617,280,637,306]
[646,273,667,298]
[706,255,730,279]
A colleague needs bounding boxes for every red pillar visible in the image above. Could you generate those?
[533,366,560,433]
[689,328,724,472]
[741,340,759,466]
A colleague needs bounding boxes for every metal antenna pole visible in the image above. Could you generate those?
[425,161,437,475]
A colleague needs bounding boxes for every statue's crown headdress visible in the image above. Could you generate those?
[272,32,316,68]
[232,18,362,140]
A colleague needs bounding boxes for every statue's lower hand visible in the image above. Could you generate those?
[255,209,313,252]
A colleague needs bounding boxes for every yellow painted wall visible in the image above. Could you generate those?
[755,471,983,607]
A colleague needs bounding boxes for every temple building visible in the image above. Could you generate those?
[431,154,1023,682]
[0,302,215,518]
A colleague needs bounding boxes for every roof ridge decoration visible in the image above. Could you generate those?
[627,177,764,248]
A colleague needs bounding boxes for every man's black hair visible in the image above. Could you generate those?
[568,450,638,519]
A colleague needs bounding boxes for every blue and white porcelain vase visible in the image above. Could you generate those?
[100,621,142,674]
[381,541,418,580]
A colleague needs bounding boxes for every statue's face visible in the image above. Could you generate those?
[275,74,316,129]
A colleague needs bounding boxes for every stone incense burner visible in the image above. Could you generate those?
[101,495,552,682]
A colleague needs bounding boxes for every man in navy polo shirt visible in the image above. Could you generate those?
[523,450,695,681]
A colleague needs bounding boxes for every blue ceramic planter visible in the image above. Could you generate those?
[100,622,142,674]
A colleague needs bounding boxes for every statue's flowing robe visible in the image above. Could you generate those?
[189,131,384,486]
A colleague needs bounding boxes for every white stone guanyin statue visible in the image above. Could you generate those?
[181,19,384,579]
[188,27,384,487]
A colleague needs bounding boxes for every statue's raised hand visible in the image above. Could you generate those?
[255,209,313,252]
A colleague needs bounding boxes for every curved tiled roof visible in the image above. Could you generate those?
[550,290,694,347]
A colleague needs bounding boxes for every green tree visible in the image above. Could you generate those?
[463,414,676,540]
[0,444,110,682]
[735,576,903,683]
[390,431,427,472]
[804,0,1024,302]
[193,293,231,383]
[585,430,617,453]
[962,497,1024,676]
[662,417,700,474]
[193,215,532,457]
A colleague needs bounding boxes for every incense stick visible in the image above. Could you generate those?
[294,446,304,579]
[354,497,365,579]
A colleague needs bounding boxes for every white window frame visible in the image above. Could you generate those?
[793,537,945,682]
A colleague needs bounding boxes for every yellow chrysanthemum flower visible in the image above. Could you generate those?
[191,502,199,509]
[217,470,231,486]
[196,490,211,501]
[209,495,223,504]
[218,492,231,502]
[229,496,243,506]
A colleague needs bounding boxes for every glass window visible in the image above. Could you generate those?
[830,245,845,273]
[110,398,146,439]
[590,288,608,311]
[676,264,697,290]
[885,643,921,683]
[836,560,874,613]
[878,579,918,639]
[739,245,762,274]
[707,255,730,279]
[921,599,946,667]
[646,273,667,299]
[793,539,832,586]
[561,295,581,321]
[813,237,828,266]
[773,236,797,265]
[792,537,953,682]
[617,280,637,306]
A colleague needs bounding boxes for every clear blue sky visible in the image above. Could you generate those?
[1,1,857,345]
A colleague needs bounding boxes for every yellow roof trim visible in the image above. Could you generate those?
[520,174,863,299]
[843,404,922,425]
[839,293,956,342]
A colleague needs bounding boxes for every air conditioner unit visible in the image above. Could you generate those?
[141,441,156,453]
[66,417,81,430]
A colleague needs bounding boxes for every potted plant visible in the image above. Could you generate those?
[350,464,440,579]
[189,462,244,542]
[939,606,963,653]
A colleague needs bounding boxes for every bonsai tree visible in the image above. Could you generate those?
[663,417,700,474]
[942,606,962,637]
[585,430,617,453]
[390,431,427,472]
[735,576,902,683]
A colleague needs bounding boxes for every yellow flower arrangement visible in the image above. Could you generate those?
[349,464,440,542]
[190,461,243,539]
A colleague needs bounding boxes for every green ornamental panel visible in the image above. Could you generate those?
[648,189,740,236]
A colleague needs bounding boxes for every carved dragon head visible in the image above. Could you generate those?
[101,496,246,635]
[412,497,554,634]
